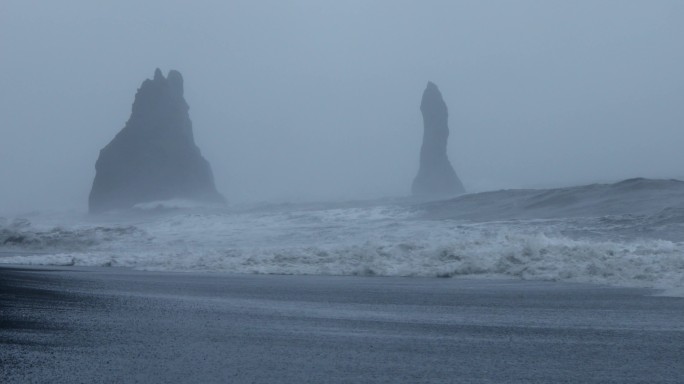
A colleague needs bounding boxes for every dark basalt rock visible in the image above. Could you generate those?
[89,69,225,213]
[412,81,465,198]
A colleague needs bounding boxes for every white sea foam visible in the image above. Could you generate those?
[2,179,684,295]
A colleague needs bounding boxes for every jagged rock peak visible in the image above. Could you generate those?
[88,69,225,213]
[411,81,465,199]
[154,67,164,81]
[146,68,184,96]
[424,81,439,95]
[167,70,184,96]
[421,81,447,118]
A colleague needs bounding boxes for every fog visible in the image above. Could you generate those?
[1,0,683,213]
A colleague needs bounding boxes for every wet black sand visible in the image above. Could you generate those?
[1,266,684,383]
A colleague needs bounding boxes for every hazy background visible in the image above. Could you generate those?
[1,0,683,213]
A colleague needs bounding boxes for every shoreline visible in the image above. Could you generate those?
[2,265,684,383]
[1,261,681,297]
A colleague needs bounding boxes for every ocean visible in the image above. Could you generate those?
[2,178,684,295]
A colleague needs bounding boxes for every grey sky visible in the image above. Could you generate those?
[1,0,683,213]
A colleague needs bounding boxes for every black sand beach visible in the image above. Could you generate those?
[1,266,683,383]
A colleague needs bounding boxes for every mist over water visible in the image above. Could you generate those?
[1,1,684,212]
[1,2,683,295]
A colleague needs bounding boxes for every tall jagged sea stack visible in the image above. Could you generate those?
[412,82,465,198]
[89,69,224,213]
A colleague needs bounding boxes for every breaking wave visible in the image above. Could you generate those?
[2,178,684,295]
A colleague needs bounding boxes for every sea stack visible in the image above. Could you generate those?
[88,69,225,213]
[411,81,465,198]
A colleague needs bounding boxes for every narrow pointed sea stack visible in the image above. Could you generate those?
[411,82,465,198]
[89,69,225,213]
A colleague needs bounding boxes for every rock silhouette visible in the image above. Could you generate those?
[412,81,465,198]
[89,69,225,213]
